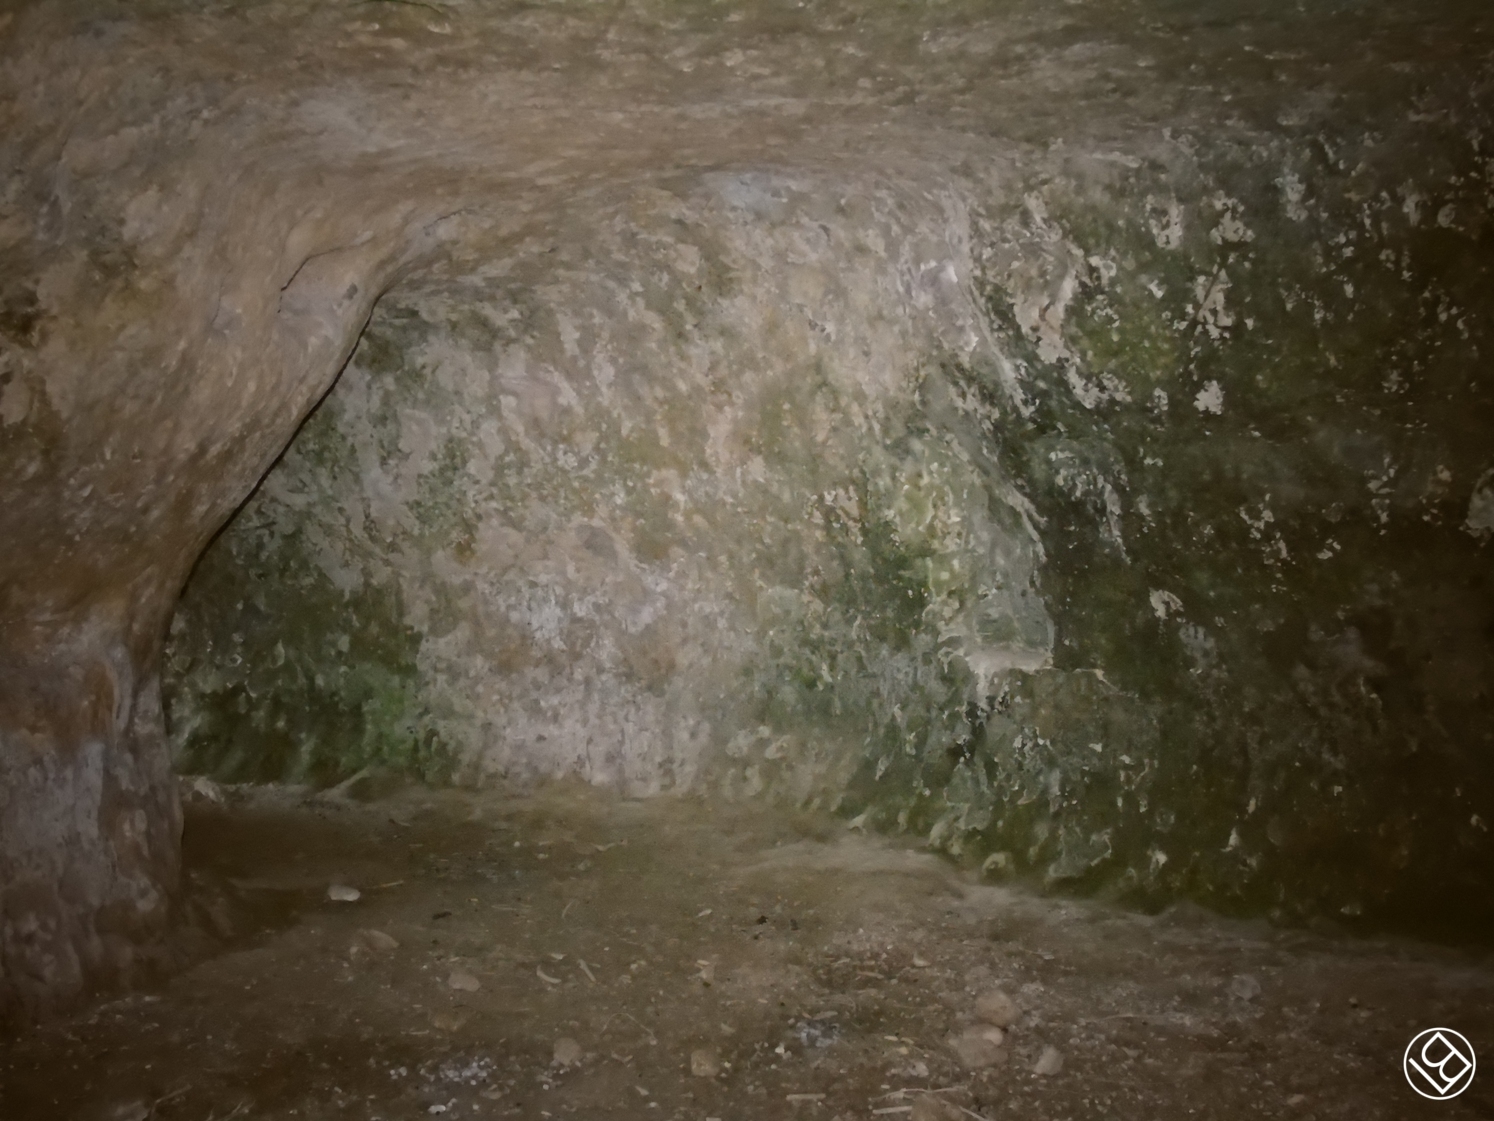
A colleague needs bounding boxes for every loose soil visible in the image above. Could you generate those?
[3,781,1492,1120]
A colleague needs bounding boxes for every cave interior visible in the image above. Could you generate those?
[1,0,1492,1116]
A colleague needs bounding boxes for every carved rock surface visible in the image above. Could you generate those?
[2,0,1491,1020]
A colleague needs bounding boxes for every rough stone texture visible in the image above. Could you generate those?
[166,173,1050,798]
[2,0,1492,1016]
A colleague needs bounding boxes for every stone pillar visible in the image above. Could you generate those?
[0,592,180,1023]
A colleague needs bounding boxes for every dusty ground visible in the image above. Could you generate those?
[2,781,1492,1120]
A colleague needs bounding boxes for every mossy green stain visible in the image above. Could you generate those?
[165,503,454,788]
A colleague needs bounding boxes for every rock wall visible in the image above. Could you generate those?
[170,79,1494,937]
[960,142,1494,933]
[3,0,1493,1018]
[0,7,442,1018]
[165,171,1053,798]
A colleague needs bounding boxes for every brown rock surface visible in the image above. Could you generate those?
[949,1024,1007,1070]
[0,0,1089,1018]
[0,0,863,1020]
[2,0,1491,1024]
[973,986,1020,1028]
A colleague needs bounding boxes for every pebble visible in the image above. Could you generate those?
[1033,1045,1064,1076]
[553,1037,584,1067]
[796,1015,840,1048]
[180,775,226,805]
[690,1047,722,1077]
[351,928,400,954]
[950,1025,1007,1070]
[974,987,1021,1027]
[327,883,361,902]
[911,1098,965,1121]
[1229,974,1262,1002]
[431,1010,469,1032]
[447,969,481,992]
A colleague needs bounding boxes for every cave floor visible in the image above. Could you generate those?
[3,783,1492,1121]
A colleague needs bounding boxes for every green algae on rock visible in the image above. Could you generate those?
[166,112,1494,939]
[8,0,1494,1024]
[166,172,1053,802]
[925,127,1494,933]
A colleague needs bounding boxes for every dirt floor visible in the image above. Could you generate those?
[2,780,1492,1121]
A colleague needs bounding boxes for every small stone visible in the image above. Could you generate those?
[327,883,361,902]
[796,1015,841,1049]
[553,1036,584,1067]
[690,1047,721,1077]
[193,893,236,939]
[1286,1094,1307,1106]
[447,969,481,992]
[1033,1045,1064,1076]
[352,928,400,955]
[950,1025,1007,1070]
[974,987,1021,1027]
[911,1098,964,1121]
[431,1009,469,1032]
[180,775,226,805]
[981,851,1014,878]
[1228,974,1262,1002]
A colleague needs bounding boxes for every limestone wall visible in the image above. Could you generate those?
[169,119,1494,936]
[3,0,1492,1018]
[165,170,1052,799]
